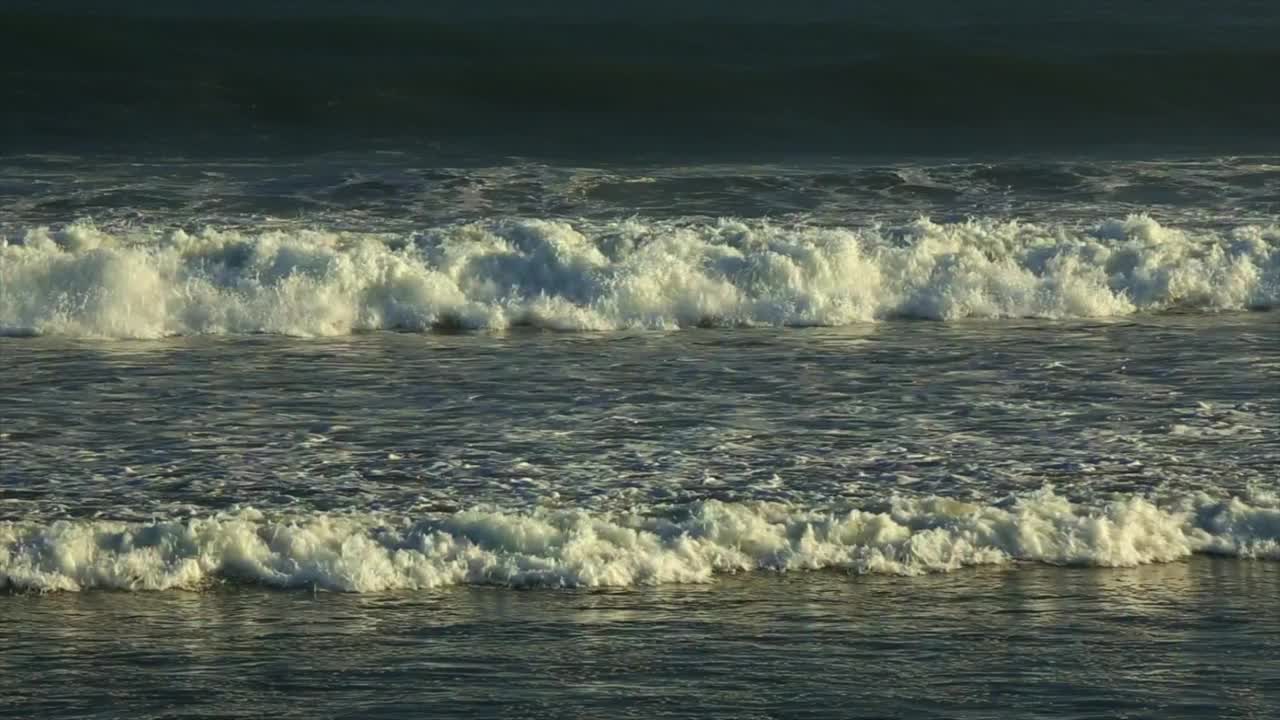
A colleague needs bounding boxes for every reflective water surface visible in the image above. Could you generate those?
[3,560,1277,719]
[4,316,1276,521]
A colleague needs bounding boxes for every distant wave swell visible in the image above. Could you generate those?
[1,215,1277,338]
[3,489,1277,592]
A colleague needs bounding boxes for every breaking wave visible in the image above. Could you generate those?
[2,215,1277,338]
[2,489,1277,592]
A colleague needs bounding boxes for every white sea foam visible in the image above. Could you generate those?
[1,215,1277,338]
[3,489,1276,592]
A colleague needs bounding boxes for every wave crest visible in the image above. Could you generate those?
[2,215,1277,338]
[3,490,1277,592]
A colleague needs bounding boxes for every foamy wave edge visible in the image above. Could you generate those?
[4,489,1277,592]
[2,215,1277,338]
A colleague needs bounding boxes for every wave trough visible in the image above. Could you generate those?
[3,490,1277,592]
[2,215,1277,338]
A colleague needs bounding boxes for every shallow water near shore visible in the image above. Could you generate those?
[4,559,1277,718]
[3,317,1277,593]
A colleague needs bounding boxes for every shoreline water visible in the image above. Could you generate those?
[4,559,1277,717]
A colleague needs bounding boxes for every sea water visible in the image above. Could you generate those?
[2,1,1278,717]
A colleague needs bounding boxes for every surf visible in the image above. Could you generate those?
[2,215,1276,338]
[4,488,1277,592]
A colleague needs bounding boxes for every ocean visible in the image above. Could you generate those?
[2,2,1279,718]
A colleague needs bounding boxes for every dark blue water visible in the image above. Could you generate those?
[6,1,1280,158]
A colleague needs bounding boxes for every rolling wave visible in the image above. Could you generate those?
[2,215,1276,338]
[3,489,1277,592]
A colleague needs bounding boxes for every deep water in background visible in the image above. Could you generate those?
[5,0,1280,157]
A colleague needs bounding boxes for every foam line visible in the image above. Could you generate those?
[2,216,1277,338]
[3,489,1276,591]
